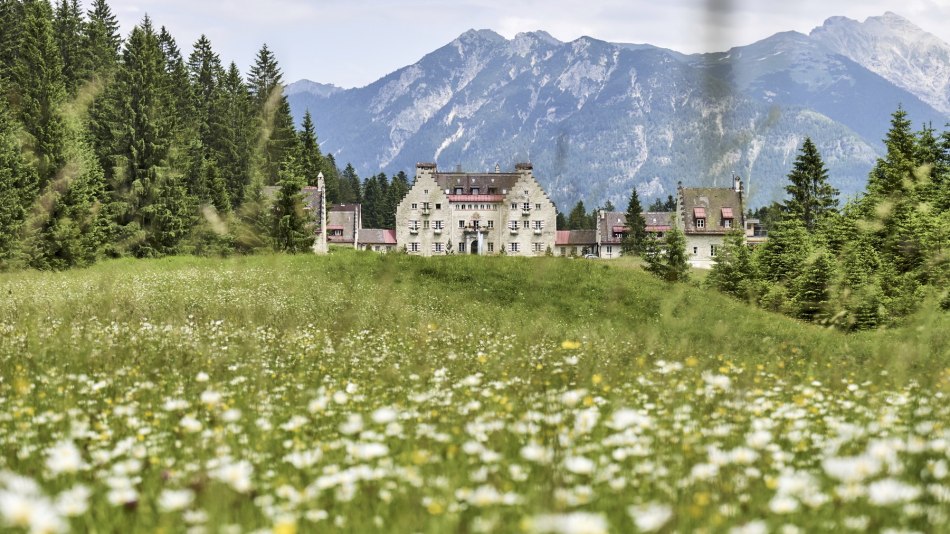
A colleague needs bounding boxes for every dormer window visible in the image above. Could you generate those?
[721,207,734,228]
[471,187,479,195]
[454,187,464,194]
[693,207,706,229]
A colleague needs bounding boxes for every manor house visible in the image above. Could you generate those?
[396,163,557,256]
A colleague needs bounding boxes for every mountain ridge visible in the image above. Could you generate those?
[286,13,950,209]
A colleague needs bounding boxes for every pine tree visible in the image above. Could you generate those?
[136,170,195,257]
[271,158,313,253]
[361,175,384,228]
[188,35,224,144]
[339,163,361,204]
[783,137,838,232]
[622,186,647,254]
[83,0,120,75]
[0,98,39,264]
[603,200,615,212]
[13,0,68,184]
[556,211,567,230]
[158,26,192,139]
[866,107,916,200]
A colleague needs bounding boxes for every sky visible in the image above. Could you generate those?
[108,0,950,88]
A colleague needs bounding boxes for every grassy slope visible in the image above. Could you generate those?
[2,250,946,387]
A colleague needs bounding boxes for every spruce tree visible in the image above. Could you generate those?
[793,249,836,322]
[248,43,283,110]
[216,62,255,208]
[83,0,120,75]
[644,216,689,283]
[53,0,86,93]
[322,153,341,205]
[158,26,192,139]
[339,163,360,204]
[271,158,313,253]
[567,200,588,230]
[297,110,324,186]
[385,171,409,229]
[755,218,811,284]
[783,137,838,232]
[13,0,67,184]
[0,98,39,264]
[0,0,25,87]
[707,229,756,300]
[361,175,383,228]
[622,186,647,254]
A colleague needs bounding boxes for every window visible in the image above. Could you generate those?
[509,242,520,253]
[524,190,528,196]
[329,229,343,237]
[693,247,698,255]
[533,220,543,230]
[435,203,441,210]
[409,220,419,231]
[696,218,706,229]
[533,243,543,252]
[509,221,519,231]
[511,203,518,210]
[423,220,430,229]
[723,219,732,228]
[711,244,718,256]
[523,220,530,229]
[471,188,479,195]
[487,242,494,252]
[561,247,566,256]
[424,189,429,194]
[487,220,494,229]
[433,242,444,253]
[411,203,418,209]
[455,187,464,194]
[488,187,497,194]
[459,220,465,228]
[535,203,541,210]
[434,220,443,230]
[473,220,480,229]
[410,243,420,252]
[523,202,531,211]
[422,202,430,210]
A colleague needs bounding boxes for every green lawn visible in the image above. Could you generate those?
[0,251,947,533]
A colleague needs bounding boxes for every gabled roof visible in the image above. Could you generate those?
[679,187,743,234]
[360,229,397,245]
[644,211,673,232]
[556,230,598,246]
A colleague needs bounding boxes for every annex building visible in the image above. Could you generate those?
[395,163,557,256]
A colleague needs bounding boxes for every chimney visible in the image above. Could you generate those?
[456,164,463,173]
[734,174,742,193]
[494,163,501,173]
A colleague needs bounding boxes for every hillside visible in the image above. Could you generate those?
[1,252,947,532]
[288,13,950,208]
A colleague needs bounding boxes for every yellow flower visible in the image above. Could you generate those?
[273,520,297,534]
[427,501,444,515]
[591,374,602,386]
[561,340,581,350]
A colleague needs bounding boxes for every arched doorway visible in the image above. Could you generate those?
[470,240,479,255]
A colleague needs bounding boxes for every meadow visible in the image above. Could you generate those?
[0,250,948,533]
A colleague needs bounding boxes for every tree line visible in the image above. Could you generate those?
[705,108,950,329]
[0,0,412,269]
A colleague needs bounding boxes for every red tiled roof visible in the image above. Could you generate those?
[646,225,672,232]
[326,225,345,230]
[556,230,597,246]
[447,195,506,202]
[721,207,734,218]
[694,207,706,218]
[612,226,629,233]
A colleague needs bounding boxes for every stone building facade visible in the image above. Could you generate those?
[396,163,557,256]
[676,177,745,269]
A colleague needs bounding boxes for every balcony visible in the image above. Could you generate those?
[409,228,419,235]
[433,228,442,235]
[533,229,542,235]
[421,209,430,216]
[509,228,519,235]
[521,209,531,217]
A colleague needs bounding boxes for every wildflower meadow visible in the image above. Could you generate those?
[0,251,948,533]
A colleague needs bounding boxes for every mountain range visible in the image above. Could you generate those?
[287,12,950,209]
